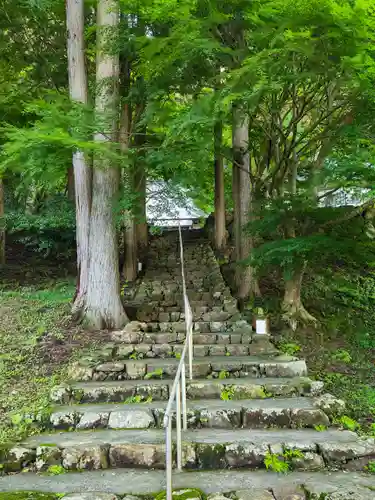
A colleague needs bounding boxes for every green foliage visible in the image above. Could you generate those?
[124,395,152,404]
[338,415,360,432]
[332,349,352,364]
[279,342,301,356]
[129,352,144,360]
[283,448,304,461]
[0,280,77,444]
[220,386,235,401]
[264,448,305,473]
[46,465,66,476]
[314,424,327,432]
[218,370,230,380]
[5,198,75,258]
[144,368,164,380]
[366,461,375,474]
[264,452,289,474]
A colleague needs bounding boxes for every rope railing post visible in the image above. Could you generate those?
[164,220,194,500]
[166,417,173,500]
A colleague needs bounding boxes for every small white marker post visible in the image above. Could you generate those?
[138,261,143,272]
[256,318,267,335]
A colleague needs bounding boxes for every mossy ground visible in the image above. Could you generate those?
[0,260,109,445]
[268,266,375,431]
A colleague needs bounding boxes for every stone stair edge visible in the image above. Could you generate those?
[67,355,307,383]
[4,427,375,474]
[50,376,323,405]
[0,468,374,498]
[43,395,342,434]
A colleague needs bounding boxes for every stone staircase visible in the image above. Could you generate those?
[1,231,375,499]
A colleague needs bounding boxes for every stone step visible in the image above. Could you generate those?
[9,428,371,474]
[76,343,278,366]
[110,331,255,346]
[136,309,239,322]
[51,376,322,404]
[67,355,306,382]
[142,321,251,333]
[48,396,332,431]
[0,468,373,498]
[113,332,254,346]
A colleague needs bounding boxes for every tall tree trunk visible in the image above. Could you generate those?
[232,105,260,300]
[67,166,75,201]
[66,0,92,315]
[282,263,316,327]
[0,179,5,266]
[282,158,315,325]
[120,102,137,281]
[133,112,148,259]
[214,120,226,251]
[84,0,127,329]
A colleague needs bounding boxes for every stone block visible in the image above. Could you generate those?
[313,393,345,417]
[181,443,196,469]
[116,345,135,358]
[235,490,274,500]
[108,409,154,429]
[196,443,226,469]
[261,360,307,378]
[210,322,226,332]
[319,438,375,463]
[50,384,72,404]
[109,443,165,469]
[126,361,146,379]
[199,408,241,428]
[96,362,125,372]
[243,407,291,428]
[194,345,209,357]
[225,442,268,467]
[62,445,109,470]
[291,451,325,471]
[152,343,171,357]
[35,446,62,472]
[187,382,222,399]
[290,408,330,428]
[50,410,79,429]
[209,345,226,356]
[2,446,36,472]
[76,411,110,430]
[226,345,249,356]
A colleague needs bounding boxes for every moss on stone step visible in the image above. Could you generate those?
[0,493,60,500]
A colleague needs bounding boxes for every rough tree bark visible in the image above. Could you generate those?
[119,102,137,281]
[0,179,5,266]
[67,166,75,201]
[283,263,316,327]
[282,156,316,326]
[232,105,260,300]
[214,120,226,251]
[133,109,148,259]
[66,0,92,315]
[84,0,128,328]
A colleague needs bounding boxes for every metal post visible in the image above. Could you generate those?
[166,417,173,500]
[176,380,182,471]
[188,325,193,380]
[181,363,187,430]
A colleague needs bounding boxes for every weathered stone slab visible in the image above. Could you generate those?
[76,411,110,430]
[108,410,154,429]
[109,443,165,469]
[225,442,268,467]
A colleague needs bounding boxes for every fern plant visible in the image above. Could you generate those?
[264,452,289,473]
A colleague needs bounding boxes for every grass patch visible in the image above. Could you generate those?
[0,278,88,444]
[271,267,375,430]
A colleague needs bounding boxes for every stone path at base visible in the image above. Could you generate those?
[1,231,375,499]
[0,469,374,499]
